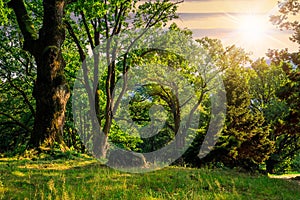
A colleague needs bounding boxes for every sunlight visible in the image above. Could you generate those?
[221,12,278,58]
[237,15,268,42]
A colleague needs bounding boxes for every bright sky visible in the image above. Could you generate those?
[173,0,298,59]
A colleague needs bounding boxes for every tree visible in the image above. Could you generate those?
[218,64,274,171]
[248,58,290,173]
[180,38,240,167]
[67,0,182,158]
[262,54,300,173]
[7,0,70,150]
[249,58,288,115]
[195,47,275,171]
[264,0,300,173]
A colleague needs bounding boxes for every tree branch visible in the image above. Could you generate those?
[7,77,35,116]
[145,0,182,28]
[8,0,38,53]
[80,10,95,49]
[65,21,86,62]
[0,111,33,133]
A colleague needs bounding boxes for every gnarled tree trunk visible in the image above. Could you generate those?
[9,0,70,150]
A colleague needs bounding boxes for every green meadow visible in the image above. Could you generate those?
[0,156,299,200]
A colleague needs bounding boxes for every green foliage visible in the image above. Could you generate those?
[127,83,175,152]
[266,59,300,173]
[0,15,35,153]
[109,122,143,151]
[264,0,300,172]
[0,0,11,25]
[291,153,300,172]
[206,62,274,171]
[249,58,288,115]
[62,35,87,153]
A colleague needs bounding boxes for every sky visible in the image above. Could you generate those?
[172,0,299,59]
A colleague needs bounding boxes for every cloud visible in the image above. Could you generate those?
[177,0,278,14]
[178,13,224,20]
[190,28,234,38]
[177,12,267,20]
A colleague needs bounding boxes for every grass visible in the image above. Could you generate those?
[0,156,299,200]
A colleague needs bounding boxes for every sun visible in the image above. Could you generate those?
[222,12,276,58]
[236,14,268,43]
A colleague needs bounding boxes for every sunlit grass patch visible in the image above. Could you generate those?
[0,157,299,199]
[17,159,98,170]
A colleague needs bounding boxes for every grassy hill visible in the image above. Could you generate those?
[0,155,299,200]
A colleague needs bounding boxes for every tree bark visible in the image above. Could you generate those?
[9,0,70,150]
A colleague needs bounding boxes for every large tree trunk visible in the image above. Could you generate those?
[266,158,277,174]
[31,48,69,150]
[9,0,70,150]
